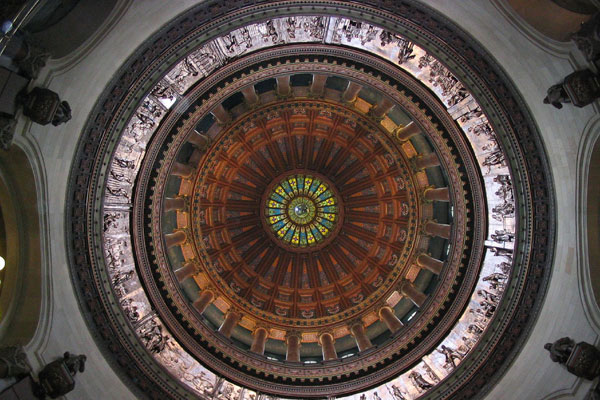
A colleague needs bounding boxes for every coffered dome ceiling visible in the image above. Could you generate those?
[67,1,554,399]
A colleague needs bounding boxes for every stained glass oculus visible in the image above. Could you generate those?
[266,174,339,247]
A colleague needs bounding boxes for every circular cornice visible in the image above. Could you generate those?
[134,55,475,393]
[65,1,555,399]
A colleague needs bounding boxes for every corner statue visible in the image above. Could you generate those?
[545,337,600,380]
[36,352,87,398]
[544,337,574,364]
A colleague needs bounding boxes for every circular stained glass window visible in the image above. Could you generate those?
[265,174,338,248]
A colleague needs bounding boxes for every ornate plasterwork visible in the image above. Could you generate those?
[174,98,421,328]
[136,57,474,391]
[66,2,553,400]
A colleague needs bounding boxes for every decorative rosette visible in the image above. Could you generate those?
[265,174,338,248]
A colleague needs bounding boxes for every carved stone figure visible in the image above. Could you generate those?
[545,337,575,364]
[0,113,17,150]
[303,16,325,39]
[409,371,434,393]
[138,319,168,354]
[8,35,50,79]
[0,346,31,378]
[492,200,514,221]
[494,174,513,200]
[263,20,283,44]
[482,142,507,172]
[19,87,71,126]
[544,70,600,108]
[565,342,600,380]
[563,69,600,107]
[462,335,477,350]
[437,344,464,370]
[491,229,515,243]
[51,101,72,126]
[106,185,130,200]
[36,352,86,399]
[103,213,119,232]
[543,83,570,109]
[459,107,483,123]
[63,352,86,376]
[390,384,407,400]
[571,13,600,63]
[112,270,134,287]
[477,289,501,304]
[483,272,508,291]
[286,17,297,38]
[397,38,416,64]
[151,81,177,103]
[490,247,513,262]
[120,298,140,323]
[478,301,497,318]
[467,324,483,336]
[114,157,135,169]
[545,337,600,380]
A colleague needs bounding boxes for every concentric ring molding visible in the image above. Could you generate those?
[66,1,554,399]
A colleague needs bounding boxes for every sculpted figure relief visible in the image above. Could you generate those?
[544,337,575,364]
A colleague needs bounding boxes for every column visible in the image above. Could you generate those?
[188,129,209,149]
[171,162,194,178]
[211,103,232,125]
[378,306,403,333]
[349,321,372,352]
[175,261,196,282]
[164,197,185,212]
[218,310,241,338]
[417,254,444,275]
[310,74,327,96]
[285,332,301,362]
[318,332,337,361]
[424,187,450,202]
[414,152,441,170]
[250,327,269,355]
[342,81,362,103]
[164,230,186,248]
[424,221,451,239]
[276,75,291,97]
[369,98,395,119]
[394,121,421,141]
[400,280,427,307]
[241,85,260,106]
[193,289,214,314]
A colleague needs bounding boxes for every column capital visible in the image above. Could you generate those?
[252,325,270,335]
[378,305,403,333]
[423,186,450,202]
[285,330,302,340]
[393,121,421,142]
[317,331,335,346]
[347,318,365,331]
